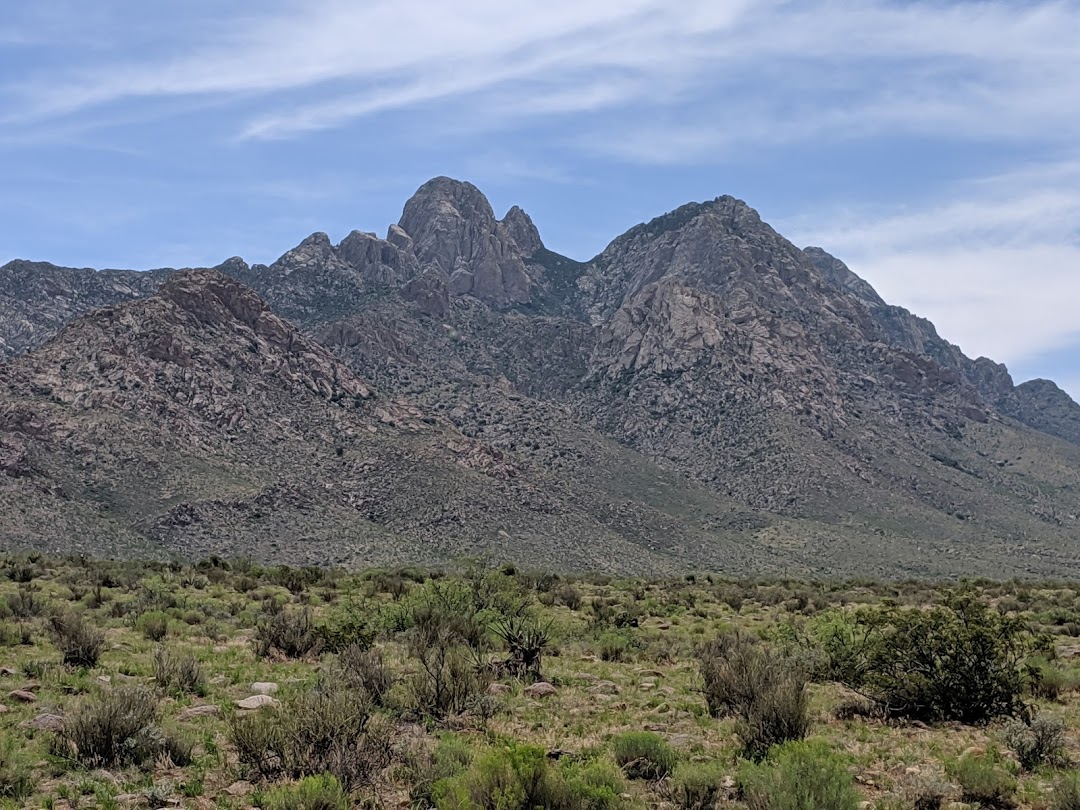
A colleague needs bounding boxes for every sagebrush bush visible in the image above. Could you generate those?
[337,643,393,705]
[737,741,860,810]
[230,677,392,790]
[261,773,349,810]
[255,605,320,659]
[154,649,207,697]
[698,633,810,760]
[397,582,493,719]
[404,734,475,808]
[557,585,583,610]
[947,754,1017,809]
[0,741,32,801]
[1052,773,1080,810]
[597,630,634,663]
[1003,714,1067,771]
[136,610,169,641]
[49,612,106,668]
[817,594,1043,723]
[669,761,728,810]
[1032,660,1074,701]
[433,742,625,810]
[9,584,44,619]
[611,731,677,780]
[50,686,161,767]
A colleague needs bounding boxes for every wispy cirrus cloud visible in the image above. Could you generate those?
[6,0,1080,149]
[784,158,1080,392]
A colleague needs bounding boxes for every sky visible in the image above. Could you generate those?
[1,1,1079,398]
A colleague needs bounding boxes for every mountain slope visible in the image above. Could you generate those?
[2,179,1079,576]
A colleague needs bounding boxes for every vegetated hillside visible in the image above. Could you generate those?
[0,553,1079,809]
[2,177,1079,576]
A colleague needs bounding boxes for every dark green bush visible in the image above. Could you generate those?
[610,731,677,780]
[737,741,860,810]
[491,612,551,681]
[557,585,583,610]
[49,612,106,668]
[9,584,44,619]
[698,633,810,760]
[817,593,1043,723]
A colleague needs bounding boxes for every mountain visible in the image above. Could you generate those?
[2,178,1079,577]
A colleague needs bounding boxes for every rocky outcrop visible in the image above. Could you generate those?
[0,260,169,358]
[397,177,536,306]
[1,270,371,438]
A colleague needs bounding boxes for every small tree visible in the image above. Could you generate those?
[817,593,1044,724]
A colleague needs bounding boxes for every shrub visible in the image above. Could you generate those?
[1003,714,1068,771]
[255,606,320,659]
[432,742,624,810]
[337,644,393,705]
[399,583,492,719]
[49,612,106,668]
[597,630,634,663]
[902,775,951,810]
[136,610,169,641]
[1052,772,1080,810]
[0,740,32,801]
[230,677,392,790]
[315,597,377,654]
[9,584,44,619]
[1031,660,1073,701]
[154,649,207,697]
[50,686,161,767]
[817,594,1043,723]
[404,734,474,808]
[560,759,627,810]
[611,731,677,780]
[669,761,728,810]
[698,633,810,760]
[491,612,551,681]
[557,585,583,611]
[947,754,1017,809]
[737,741,860,810]
[261,774,349,810]
[406,640,485,720]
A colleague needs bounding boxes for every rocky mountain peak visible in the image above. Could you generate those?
[397,176,536,307]
[502,205,543,255]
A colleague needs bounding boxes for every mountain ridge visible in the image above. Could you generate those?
[2,177,1078,576]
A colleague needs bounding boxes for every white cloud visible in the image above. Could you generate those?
[784,159,1080,388]
[6,0,1080,150]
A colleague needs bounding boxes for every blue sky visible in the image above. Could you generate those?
[2,1,1079,397]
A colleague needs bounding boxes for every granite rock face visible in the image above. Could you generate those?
[398,177,538,306]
